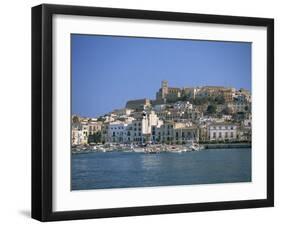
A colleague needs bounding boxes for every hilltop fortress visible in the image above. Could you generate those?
[126,80,250,110]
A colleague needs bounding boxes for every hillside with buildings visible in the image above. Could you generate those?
[72,80,252,147]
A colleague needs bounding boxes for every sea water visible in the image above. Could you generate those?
[71,148,251,190]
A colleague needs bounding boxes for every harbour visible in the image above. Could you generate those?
[71,142,251,154]
[72,143,201,154]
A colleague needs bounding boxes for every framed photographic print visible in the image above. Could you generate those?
[32,4,274,221]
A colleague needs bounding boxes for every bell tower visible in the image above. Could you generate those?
[161,80,168,99]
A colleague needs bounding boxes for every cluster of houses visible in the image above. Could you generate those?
[72,81,252,146]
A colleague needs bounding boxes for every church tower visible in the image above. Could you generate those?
[161,80,168,99]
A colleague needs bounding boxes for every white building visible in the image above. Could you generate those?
[79,123,89,144]
[243,117,252,129]
[152,104,166,112]
[127,111,163,144]
[72,128,84,146]
[173,101,193,110]
[88,121,102,135]
[103,115,116,123]
[107,121,128,143]
[154,122,198,144]
[208,123,238,141]
[227,102,251,113]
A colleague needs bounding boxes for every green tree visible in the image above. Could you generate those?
[180,94,191,102]
[193,97,209,105]
[222,107,232,115]
[206,104,217,115]
[215,96,225,104]
[97,116,104,122]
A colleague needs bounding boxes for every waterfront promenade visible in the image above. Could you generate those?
[72,142,251,154]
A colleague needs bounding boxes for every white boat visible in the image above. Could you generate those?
[100,148,106,152]
[144,147,160,154]
[132,147,145,153]
[185,142,200,151]
[199,145,205,150]
[181,148,190,152]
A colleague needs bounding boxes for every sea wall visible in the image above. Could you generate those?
[203,143,251,149]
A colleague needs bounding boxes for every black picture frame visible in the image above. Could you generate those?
[32,3,274,222]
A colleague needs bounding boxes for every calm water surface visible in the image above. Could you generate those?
[71,148,251,190]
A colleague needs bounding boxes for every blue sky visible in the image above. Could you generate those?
[71,34,251,117]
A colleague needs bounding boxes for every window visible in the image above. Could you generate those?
[230,132,234,138]
[225,132,228,138]
[219,132,222,138]
[213,132,216,138]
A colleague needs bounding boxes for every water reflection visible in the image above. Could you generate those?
[140,154,162,170]
[72,148,251,190]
